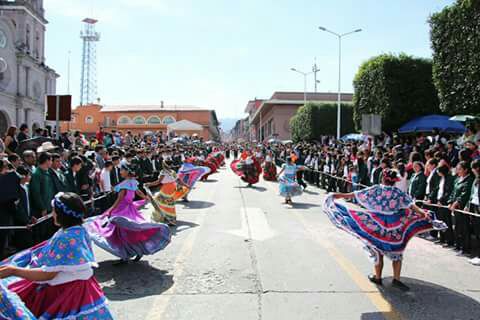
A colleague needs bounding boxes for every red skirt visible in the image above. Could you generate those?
[8,277,112,319]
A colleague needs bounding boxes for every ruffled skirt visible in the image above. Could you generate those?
[263,162,277,181]
[323,194,436,264]
[84,206,171,260]
[279,175,303,198]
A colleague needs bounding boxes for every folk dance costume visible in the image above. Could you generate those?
[231,156,262,186]
[0,194,113,319]
[148,169,189,225]
[263,154,277,181]
[177,163,211,201]
[84,179,171,261]
[278,163,305,204]
[323,182,447,290]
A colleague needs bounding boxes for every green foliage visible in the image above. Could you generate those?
[353,53,440,132]
[290,103,354,142]
[430,0,480,115]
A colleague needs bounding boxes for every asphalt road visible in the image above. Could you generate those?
[94,161,480,320]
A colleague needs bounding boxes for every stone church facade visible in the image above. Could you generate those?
[0,0,58,135]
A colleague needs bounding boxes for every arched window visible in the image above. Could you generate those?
[147,116,161,124]
[85,116,94,124]
[133,116,146,125]
[118,116,131,125]
[163,116,176,125]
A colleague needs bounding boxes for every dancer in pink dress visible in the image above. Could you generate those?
[0,192,113,319]
[84,164,171,265]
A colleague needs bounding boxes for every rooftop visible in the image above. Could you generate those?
[270,91,353,101]
[101,105,211,113]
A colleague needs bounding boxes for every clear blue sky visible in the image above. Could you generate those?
[44,0,455,119]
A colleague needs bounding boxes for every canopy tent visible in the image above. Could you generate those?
[398,115,466,134]
[341,133,368,142]
[167,120,203,131]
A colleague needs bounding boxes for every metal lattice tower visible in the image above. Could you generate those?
[79,18,100,105]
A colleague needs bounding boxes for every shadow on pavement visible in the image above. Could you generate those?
[303,189,319,195]
[361,277,480,320]
[233,185,267,192]
[287,202,320,209]
[96,260,174,301]
[202,179,218,183]
[172,220,199,235]
[180,200,215,209]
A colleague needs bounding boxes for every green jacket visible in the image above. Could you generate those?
[408,172,427,200]
[449,174,475,208]
[426,170,442,202]
[30,167,56,217]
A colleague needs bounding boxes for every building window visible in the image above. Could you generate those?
[147,116,161,124]
[118,116,131,125]
[163,116,175,125]
[71,115,76,123]
[85,116,94,124]
[133,116,146,125]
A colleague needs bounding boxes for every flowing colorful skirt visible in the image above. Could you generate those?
[151,182,188,225]
[323,194,438,264]
[0,244,112,319]
[84,205,171,260]
[230,160,262,185]
[263,162,277,181]
[279,175,303,198]
[177,164,211,189]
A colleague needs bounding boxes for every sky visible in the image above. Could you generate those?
[44,0,455,120]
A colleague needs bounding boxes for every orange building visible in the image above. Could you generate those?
[62,103,220,140]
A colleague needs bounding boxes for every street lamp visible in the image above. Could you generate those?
[290,67,314,106]
[318,26,362,139]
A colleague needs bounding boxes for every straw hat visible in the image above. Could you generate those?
[37,141,58,153]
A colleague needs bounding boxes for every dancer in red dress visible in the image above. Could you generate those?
[231,150,262,187]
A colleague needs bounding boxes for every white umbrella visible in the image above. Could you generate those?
[449,115,477,122]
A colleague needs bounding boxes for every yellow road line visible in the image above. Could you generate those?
[296,213,403,320]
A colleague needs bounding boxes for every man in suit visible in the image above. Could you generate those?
[65,156,84,194]
[110,155,122,187]
[13,166,34,250]
[50,153,68,194]
[29,152,56,241]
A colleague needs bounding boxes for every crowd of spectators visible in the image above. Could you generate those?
[232,122,480,265]
[0,125,217,260]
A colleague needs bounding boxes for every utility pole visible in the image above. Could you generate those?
[312,58,320,93]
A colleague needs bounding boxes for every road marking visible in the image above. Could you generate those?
[226,207,276,241]
[145,185,215,319]
[295,213,403,320]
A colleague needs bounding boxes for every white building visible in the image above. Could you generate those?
[0,0,58,134]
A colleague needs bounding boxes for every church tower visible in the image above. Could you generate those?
[0,0,57,133]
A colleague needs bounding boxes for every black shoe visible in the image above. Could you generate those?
[392,279,410,292]
[113,259,128,266]
[368,274,382,285]
[134,255,143,262]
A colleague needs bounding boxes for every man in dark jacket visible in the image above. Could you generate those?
[65,156,84,194]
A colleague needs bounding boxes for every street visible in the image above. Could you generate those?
[95,163,480,320]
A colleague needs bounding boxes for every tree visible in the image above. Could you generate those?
[353,53,440,132]
[430,0,480,115]
[290,103,354,142]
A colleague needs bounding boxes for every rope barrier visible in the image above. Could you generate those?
[273,156,480,218]
[0,192,112,231]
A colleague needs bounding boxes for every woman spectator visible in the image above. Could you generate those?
[449,161,475,254]
[3,126,18,155]
[436,164,455,247]
[408,161,427,201]
[0,158,20,260]
[468,160,480,265]
[17,123,29,143]
[394,162,408,192]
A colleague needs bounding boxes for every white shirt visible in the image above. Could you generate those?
[471,181,479,206]
[100,168,112,192]
[395,172,408,193]
[437,176,445,201]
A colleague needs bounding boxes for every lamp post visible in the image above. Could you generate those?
[318,26,362,139]
[290,67,314,106]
